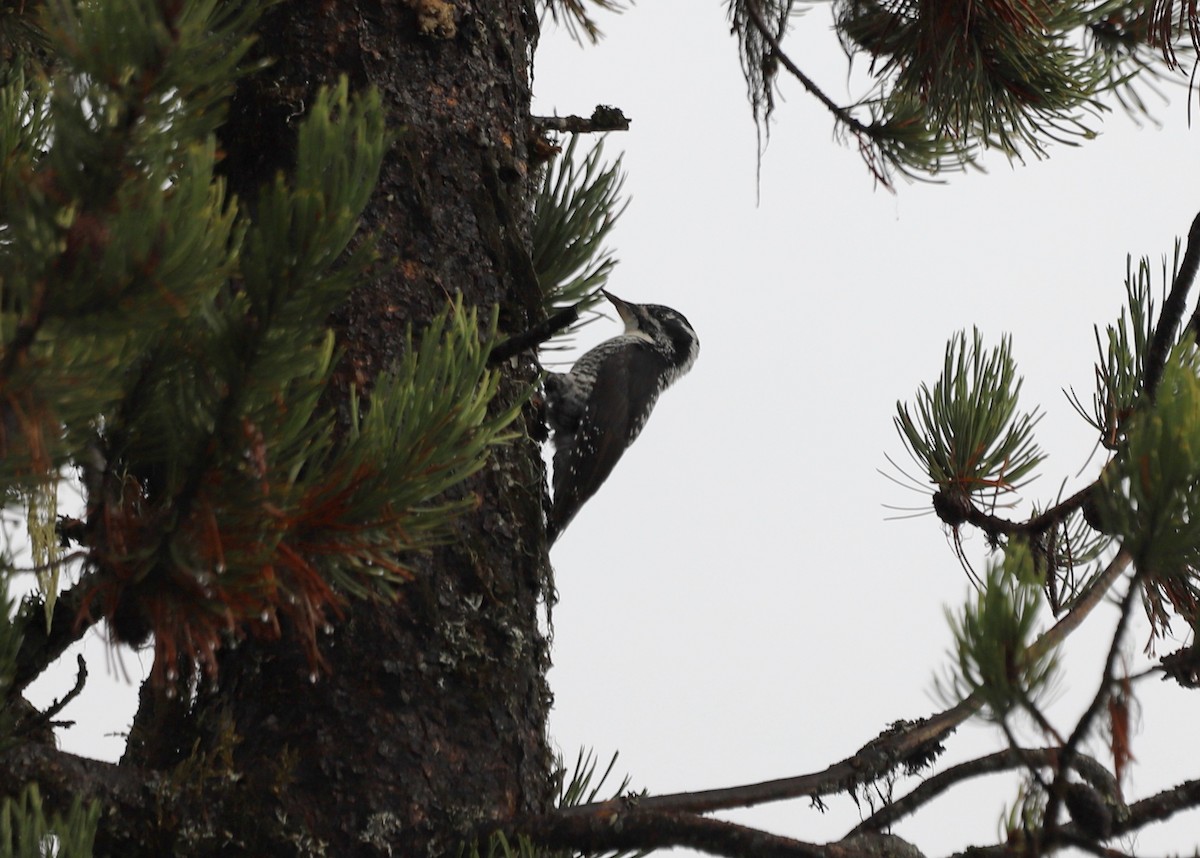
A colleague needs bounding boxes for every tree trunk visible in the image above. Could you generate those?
[120,1,554,854]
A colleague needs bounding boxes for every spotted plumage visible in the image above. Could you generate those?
[544,290,699,544]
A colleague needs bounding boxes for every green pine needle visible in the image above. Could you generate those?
[557,748,636,809]
[1093,344,1200,570]
[0,0,264,491]
[538,0,626,44]
[1066,252,1163,448]
[327,300,524,594]
[938,542,1058,722]
[0,785,99,858]
[531,135,627,343]
[895,328,1044,502]
[463,748,643,858]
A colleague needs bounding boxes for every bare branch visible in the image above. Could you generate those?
[565,704,965,817]
[38,653,88,725]
[532,106,631,134]
[491,807,828,858]
[1121,777,1200,832]
[851,748,1051,836]
[1042,564,1145,848]
[943,778,1200,858]
[849,747,1118,836]
[959,481,1096,542]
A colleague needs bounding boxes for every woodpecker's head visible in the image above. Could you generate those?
[601,290,699,375]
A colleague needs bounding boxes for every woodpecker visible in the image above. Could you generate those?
[543,290,699,544]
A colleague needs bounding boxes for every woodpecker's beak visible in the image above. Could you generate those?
[601,289,637,328]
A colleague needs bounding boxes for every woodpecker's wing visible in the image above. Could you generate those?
[548,342,669,542]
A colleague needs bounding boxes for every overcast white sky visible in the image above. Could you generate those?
[20,2,1200,855]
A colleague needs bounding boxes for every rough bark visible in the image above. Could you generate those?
[112,0,555,854]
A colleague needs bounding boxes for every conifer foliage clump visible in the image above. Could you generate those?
[0,0,518,687]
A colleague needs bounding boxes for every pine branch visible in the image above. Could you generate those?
[34,654,87,727]
[532,134,626,320]
[941,777,1200,858]
[893,200,1200,688]
[0,744,155,853]
[1147,208,1200,398]
[488,305,580,364]
[740,0,852,127]
[1120,777,1200,833]
[532,106,631,134]
[487,808,827,858]
[904,213,1200,627]
[897,330,1044,510]
[1040,563,1145,849]
[539,0,625,44]
[736,0,969,185]
[571,702,968,817]
[0,279,48,385]
[940,550,1059,723]
[738,0,888,185]
[938,480,1097,549]
[848,747,1117,836]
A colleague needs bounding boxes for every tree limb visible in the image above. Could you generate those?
[960,480,1096,542]
[0,742,161,854]
[741,1,857,131]
[1148,208,1200,394]
[1120,777,1200,833]
[848,747,1118,836]
[1041,563,1144,848]
[943,779,1200,858]
[12,574,102,694]
[35,653,88,726]
[531,106,631,134]
[737,0,903,188]
[564,703,969,817]
[488,305,580,364]
[492,807,829,858]
[850,748,1048,836]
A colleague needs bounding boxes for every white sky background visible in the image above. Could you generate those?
[17,1,1200,855]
